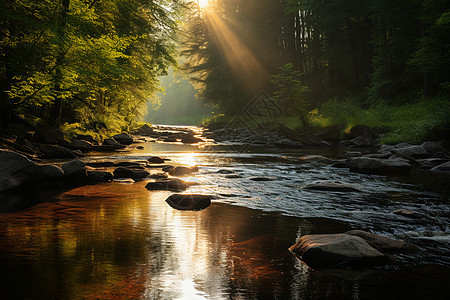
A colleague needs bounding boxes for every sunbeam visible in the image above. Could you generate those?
[204,12,270,97]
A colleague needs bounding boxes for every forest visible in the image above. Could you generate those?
[1,0,449,143]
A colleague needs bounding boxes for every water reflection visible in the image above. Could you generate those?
[1,148,449,298]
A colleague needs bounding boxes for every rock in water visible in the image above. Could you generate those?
[289,234,391,269]
[62,160,87,177]
[347,157,411,175]
[165,194,212,211]
[112,133,133,145]
[39,145,78,159]
[76,134,98,145]
[391,146,428,159]
[345,230,418,253]
[0,150,39,191]
[303,181,360,192]
[180,135,203,144]
[169,166,198,176]
[145,178,196,191]
[87,171,114,183]
[70,139,94,152]
[113,167,149,180]
[147,156,166,164]
[39,164,64,178]
[431,161,450,173]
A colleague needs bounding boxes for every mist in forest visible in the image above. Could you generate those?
[144,69,213,126]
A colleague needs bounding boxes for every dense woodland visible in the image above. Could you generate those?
[0,0,449,143]
[0,0,183,134]
[183,0,450,142]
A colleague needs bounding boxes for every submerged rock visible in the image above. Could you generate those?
[148,173,168,179]
[303,181,360,192]
[299,155,330,162]
[86,161,116,168]
[181,135,203,144]
[113,167,149,180]
[169,166,199,176]
[250,177,275,181]
[145,178,196,191]
[147,156,166,164]
[393,209,422,219]
[165,194,212,211]
[289,233,391,269]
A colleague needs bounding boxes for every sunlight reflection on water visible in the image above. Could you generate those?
[0,143,449,299]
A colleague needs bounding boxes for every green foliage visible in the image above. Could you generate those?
[270,63,310,125]
[0,0,184,129]
[311,96,450,144]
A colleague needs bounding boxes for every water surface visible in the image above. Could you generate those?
[0,138,449,299]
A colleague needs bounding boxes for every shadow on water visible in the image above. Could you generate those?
[0,181,449,299]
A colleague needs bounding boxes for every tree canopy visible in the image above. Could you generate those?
[0,0,184,132]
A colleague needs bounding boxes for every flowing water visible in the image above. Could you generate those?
[0,130,449,299]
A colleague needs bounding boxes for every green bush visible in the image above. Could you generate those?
[311,96,450,144]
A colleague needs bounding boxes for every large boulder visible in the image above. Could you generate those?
[38,164,64,178]
[39,145,78,159]
[168,166,199,176]
[347,157,411,175]
[102,138,122,146]
[113,167,149,180]
[132,124,154,136]
[112,133,133,145]
[70,139,94,152]
[145,178,196,191]
[315,125,344,143]
[417,158,449,169]
[391,146,428,159]
[346,125,376,147]
[165,194,212,211]
[420,141,443,155]
[87,171,114,183]
[147,156,166,164]
[345,230,418,253]
[0,150,40,191]
[62,160,87,178]
[289,234,391,269]
[76,134,98,145]
[303,181,360,192]
[181,135,204,144]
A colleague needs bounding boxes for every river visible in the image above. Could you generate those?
[0,128,449,299]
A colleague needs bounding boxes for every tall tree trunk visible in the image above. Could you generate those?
[50,0,70,127]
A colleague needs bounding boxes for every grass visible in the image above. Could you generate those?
[310,96,450,144]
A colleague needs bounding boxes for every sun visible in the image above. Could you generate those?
[198,0,209,9]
